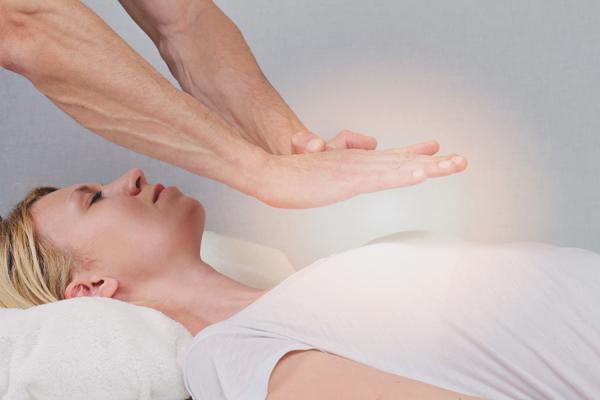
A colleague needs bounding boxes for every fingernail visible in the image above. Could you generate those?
[439,160,453,168]
[451,156,464,165]
[307,138,322,152]
[413,169,425,177]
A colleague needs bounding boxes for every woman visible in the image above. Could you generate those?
[2,168,599,400]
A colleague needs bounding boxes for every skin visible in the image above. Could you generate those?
[0,0,468,209]
[30,166,485,400]
[117,0,378,154]
[32,169,486,400]
[31,168,268,335]
[8,0,477,396]
[30,160,463,332]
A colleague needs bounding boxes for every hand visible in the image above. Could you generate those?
[291,130,378,154]
[251,141,468,209]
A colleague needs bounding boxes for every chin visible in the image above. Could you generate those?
[179,197,206,247]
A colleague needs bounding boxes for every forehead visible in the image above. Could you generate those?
[30,184,88,240]
[31,185,74,216]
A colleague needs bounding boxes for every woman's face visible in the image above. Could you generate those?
[31,168,205,288]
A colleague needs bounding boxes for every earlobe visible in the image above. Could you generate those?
[64,277,118,299]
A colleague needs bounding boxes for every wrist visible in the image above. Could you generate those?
[195,136,273,200]
[248,107,310,155]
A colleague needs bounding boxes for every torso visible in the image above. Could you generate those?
[185,231,600,400]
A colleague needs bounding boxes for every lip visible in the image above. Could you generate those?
[153,184,165,203]
[156,186,175,202]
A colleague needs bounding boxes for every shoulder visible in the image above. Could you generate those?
[267,350,488,400]
[184,330,315,400]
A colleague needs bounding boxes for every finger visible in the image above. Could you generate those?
[326,130,378,150]
[419,154,468,178]
[370,168,431,191]
[292,132,327,154]
[365,155,465,197]
[450,155,468,172]
[382,140,440,155]
[377,152,467,176]
[406,140,440,155]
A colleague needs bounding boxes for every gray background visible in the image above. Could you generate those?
[1,0,599,269]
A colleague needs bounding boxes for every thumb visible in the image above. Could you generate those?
[326,130,377,150]
[292,132,327,154]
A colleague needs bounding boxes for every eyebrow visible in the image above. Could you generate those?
[69,185,93,209]
[74,185,91,193]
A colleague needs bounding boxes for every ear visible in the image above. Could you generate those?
[65,276,119,300]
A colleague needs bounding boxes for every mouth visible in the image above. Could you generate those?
[153,184,165,203]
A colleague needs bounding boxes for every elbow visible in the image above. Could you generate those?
[0,2,20,72]
[0,2,10,69]
[0,0,46,73]
[0,32,16,72]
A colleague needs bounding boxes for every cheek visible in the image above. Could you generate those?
[74,197,205,272]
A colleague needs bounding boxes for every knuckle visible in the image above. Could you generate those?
[400,152,416,161]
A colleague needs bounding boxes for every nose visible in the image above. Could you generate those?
[109,168,147,196]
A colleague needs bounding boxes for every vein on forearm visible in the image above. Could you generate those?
[0,0,262,184]
[154,4,306,155]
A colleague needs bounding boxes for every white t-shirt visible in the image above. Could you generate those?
[184,231,600,400]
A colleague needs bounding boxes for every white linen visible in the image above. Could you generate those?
[0,231,296,400]
[0,297,192,400]
[200,231,296,289]
[185,231,600,400]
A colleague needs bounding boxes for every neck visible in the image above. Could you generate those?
[140,257,269,336]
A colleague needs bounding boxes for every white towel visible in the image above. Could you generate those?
[0,297,192,400]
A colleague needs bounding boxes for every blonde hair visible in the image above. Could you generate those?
[0,187,73,309]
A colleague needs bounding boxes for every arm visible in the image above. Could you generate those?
[0,0,467,209]
[117,0,377,155]
[0,0,264,192]
[268,350,489,400]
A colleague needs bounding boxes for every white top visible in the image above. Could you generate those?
[184,231,600,400]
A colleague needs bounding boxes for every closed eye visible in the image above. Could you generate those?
[91,190,103,205]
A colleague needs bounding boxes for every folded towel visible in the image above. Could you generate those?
[0,297,192,400]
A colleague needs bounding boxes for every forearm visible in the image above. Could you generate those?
[0,0,469,210]
[144,2,309,155]
[0,0,266,194]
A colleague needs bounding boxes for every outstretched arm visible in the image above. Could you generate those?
[267,350,488,400]
[0,0,467,209]
[117,0,377,155]
[0,0,264,192]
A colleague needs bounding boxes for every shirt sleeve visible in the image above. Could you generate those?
[184,329,316,400]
